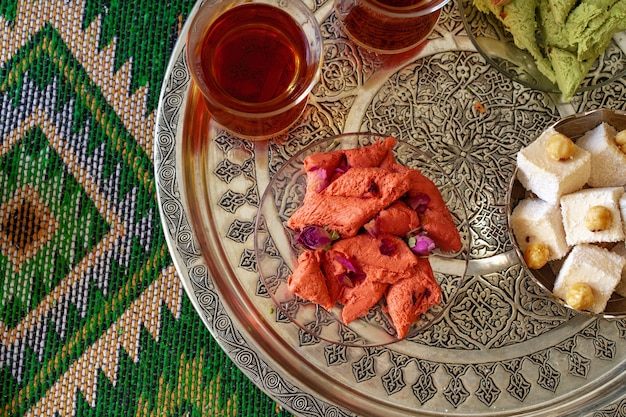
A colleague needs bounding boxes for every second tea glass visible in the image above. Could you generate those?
[334,0,451,54]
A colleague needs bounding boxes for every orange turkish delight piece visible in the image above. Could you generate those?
[287,167,411,238]
[386,257,441,338]
[287,250,333,311]
[388,164,462,252]
[340,278,388,325]
[322,234,425,324]
[342,136,397,168]
[365,200,420,237]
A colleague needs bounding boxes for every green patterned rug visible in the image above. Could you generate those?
[0,1,291,415]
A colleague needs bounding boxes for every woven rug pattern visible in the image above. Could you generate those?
[0,1,290,416]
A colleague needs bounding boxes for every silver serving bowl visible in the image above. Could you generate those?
[458,0,626,97]
[506,108,626,317]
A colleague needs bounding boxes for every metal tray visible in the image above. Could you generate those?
[155,1,626,416]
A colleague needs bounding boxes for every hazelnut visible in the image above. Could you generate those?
[565,282,594,311]
[546,133,576,161]
[585,205,612,232]
[523,242,550,269]
[615,129,626,146]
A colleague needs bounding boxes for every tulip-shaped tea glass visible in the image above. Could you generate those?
[187,0,323,139]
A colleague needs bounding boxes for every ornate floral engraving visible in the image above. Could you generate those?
[436,2,464,37]
[501,358,531,402]
[451,278,513,347]
[442,364,471,407]
[317,12,387,93]
[412,360,439,405]
[361,51,559,258]
[592,398,626,417]
[473,363,500,407]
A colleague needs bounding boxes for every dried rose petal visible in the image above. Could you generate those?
[309,167,330,192]
[335,254,358,272]
[407,193,430,214]
[353,271,366,282]
[344,270,366,285]
[408,234,437,255]
[379,237,396,256]
[363,217,380,237]
[335,254,366,287]
[296,225,332,250]
[335,154,350,173]
[337,273,355,288]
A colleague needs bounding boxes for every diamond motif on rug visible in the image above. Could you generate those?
[0,185,58,271]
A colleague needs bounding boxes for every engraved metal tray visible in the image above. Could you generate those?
[155,1,626,416]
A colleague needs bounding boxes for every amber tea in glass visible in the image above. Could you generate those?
[187,0,322,139]
[334,0,451,54]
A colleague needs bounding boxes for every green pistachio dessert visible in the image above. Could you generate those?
[472,0,626,101]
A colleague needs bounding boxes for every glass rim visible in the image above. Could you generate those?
[360,0,452,18]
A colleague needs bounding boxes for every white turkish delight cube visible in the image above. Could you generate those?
[560,187,625,246]
[517,127,591,204]
[576,123,626,187]
[610,242,626,298]
[510,198,569,260]
[553,244,626,313]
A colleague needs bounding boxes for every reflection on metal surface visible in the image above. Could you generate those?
[155,1,626,416]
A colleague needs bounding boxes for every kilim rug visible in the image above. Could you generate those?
[0,1,292,416]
